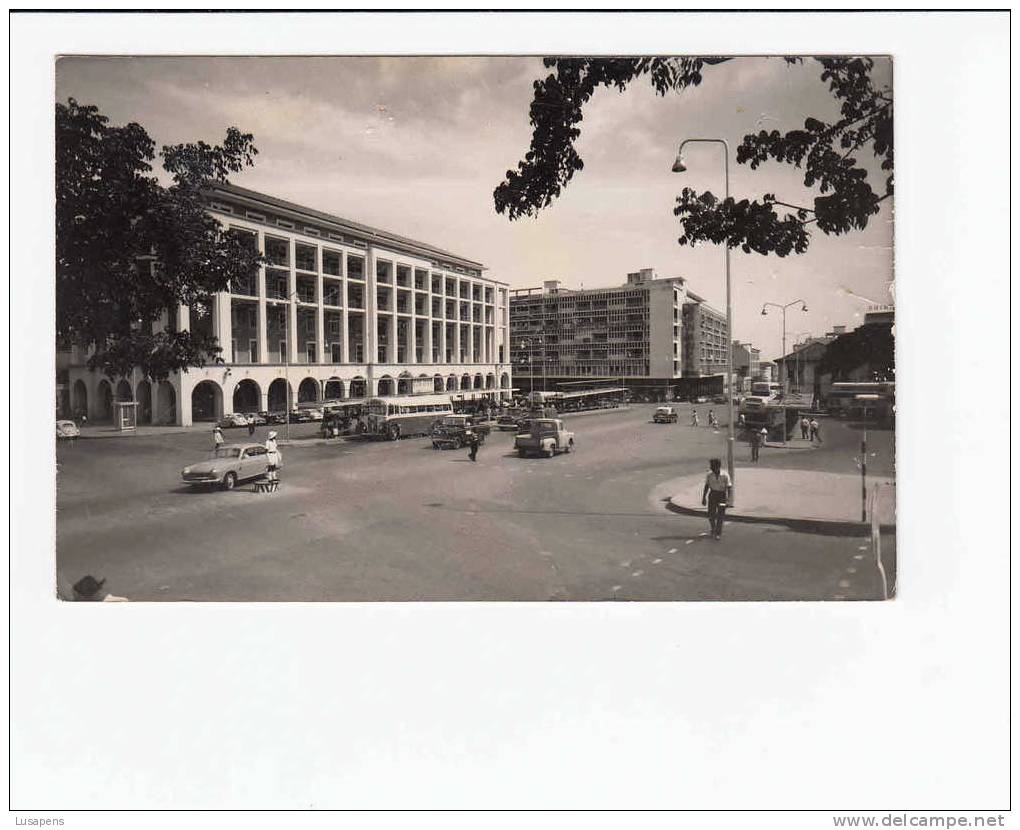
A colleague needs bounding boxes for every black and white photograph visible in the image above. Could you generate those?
[10,9,1010,821]
[54,53,896,602]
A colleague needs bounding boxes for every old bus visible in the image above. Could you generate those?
[365,394,454,440]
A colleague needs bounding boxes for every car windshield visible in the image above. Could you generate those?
[210,447,241,459]
[439,416,464,426]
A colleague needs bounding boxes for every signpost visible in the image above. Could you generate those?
[855,394,881,522]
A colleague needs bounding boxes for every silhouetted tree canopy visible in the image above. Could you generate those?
[56,98,263,379]
[818,323,895,381]
[494,57,892,257]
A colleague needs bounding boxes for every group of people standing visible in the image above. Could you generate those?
[690,408,719,428]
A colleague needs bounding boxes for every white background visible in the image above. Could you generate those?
[6,9,1013,826]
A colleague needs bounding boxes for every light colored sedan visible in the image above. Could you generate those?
[56,419,81,439]
[181,443,282,490]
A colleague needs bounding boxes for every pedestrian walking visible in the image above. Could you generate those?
[466,429,480,462]
[749,428,761,463]
[738,413,746,430]
[708,409,719,429]
[247,417,256,437]
[701,458,732,540]
[213,425,224,451]
[809,418,822,444]
[691,409,700,427]
[800,416,810,440]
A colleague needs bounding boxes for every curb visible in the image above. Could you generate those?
[665,497,895,537]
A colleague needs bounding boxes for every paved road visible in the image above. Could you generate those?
[56,406,895,601]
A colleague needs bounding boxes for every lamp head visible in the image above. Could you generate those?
[671,153,687,174]
[801,303,808,312]
[760,307,768,316]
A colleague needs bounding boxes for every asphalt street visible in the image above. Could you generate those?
[56,405,896,601]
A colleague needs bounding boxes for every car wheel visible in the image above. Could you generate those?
[387,424,400,441]
[565,439,574,453]
[222,472,237,491]
[545,447,554,458]
[454,438,462,450]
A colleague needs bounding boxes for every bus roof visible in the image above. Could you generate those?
[559,387,628,399]
[366,394,453,406]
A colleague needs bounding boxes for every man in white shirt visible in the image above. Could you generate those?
[701,458,733,540]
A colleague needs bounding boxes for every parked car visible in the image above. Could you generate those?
[181,443,282,490]
[244,412,267,426]
[299,407,323,421]
[514,418,575,458]
[694,396,709,404]
[496,413,523,432]
[218,413,250,428]
[431,414,491,450]
[712,395,728,404]
[56,419,80,440]
[653,406,678,424]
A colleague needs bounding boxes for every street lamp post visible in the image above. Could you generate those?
[519,335,543,397]
[761,300,808,396]
[672,138,736,504]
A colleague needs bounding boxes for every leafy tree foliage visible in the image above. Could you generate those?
[56,98,262,379]
[817,322,895,381]
[494,57,892,257]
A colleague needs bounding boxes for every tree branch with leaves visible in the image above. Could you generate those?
[494,56,893,258]
[56,99,264,380]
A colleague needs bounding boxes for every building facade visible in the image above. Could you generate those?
[681,292,730,379]
[731,341,761,382]
[508,269,686,397]
[67,183,512,425]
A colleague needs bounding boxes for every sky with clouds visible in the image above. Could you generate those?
[56,55,893,361]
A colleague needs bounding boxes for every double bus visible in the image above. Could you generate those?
[825,382,895,420]
[527,387,628,413]
[365,394,454,440]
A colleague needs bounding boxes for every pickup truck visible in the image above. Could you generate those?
[514,418,575,458]
[430,414,491,450]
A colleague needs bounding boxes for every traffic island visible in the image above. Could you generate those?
[666,468,895,535]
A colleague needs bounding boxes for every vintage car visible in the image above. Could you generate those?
[218,413,251,428]
[514,418,575,458]
[56,419,80,440]
[431,414,491,450]
[653,406,679,424]
[181,443,282,490]
[496,413,525,432]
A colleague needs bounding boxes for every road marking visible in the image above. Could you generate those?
[631,570,643,578]
[838,579,851,588]
[668,547,678,553]
[611,585,622,592]
[619,560,631,568]
[699,532,709,537]
[684,539,694,545]
[858,545,869,551]
[652,558,662,564]
[853,554,864,560]
[846,567,857,574]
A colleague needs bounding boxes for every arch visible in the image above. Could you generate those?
[433,375,445,393]
[447,375,458,391]
[473,374,484,390]
[191,379,223,422]
[349,377,367,399]
[135,380,152,424]
[485,373,496,389]
[116,378,134,402]
[267,378,292,412]
[461,373,472,390]
[232,378,261,414]
[72,379,88,418]
[500,373,510,389]
[154,381,176,425]
[298,377,319,403]
[96,379,113,422]
[377,376,395,396]
[324,377,344,401]
[396,376,412,395]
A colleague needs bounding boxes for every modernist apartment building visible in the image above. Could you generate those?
[508,268,729,398]
[66,183,512,425]
[681,291,730,379]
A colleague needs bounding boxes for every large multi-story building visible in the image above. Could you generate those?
[508,268,729,399]
[681,292,730,379]
[66,183,512,425]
